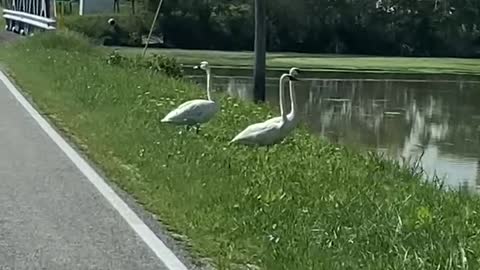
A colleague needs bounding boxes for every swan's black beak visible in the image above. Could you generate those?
[287,75,300,81]
[289,68,301,75]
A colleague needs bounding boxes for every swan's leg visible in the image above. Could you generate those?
[194,124,201,134]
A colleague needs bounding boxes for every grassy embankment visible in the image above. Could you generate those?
[120,47,480,76]
[0,7,4,30]
[2,31,480,269]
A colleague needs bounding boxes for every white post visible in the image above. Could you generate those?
[53,0,57,17]
[78,0,83,15]
[40,0,46,17]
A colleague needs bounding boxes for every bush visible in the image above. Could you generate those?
[105,50,183,78]
[13,31,183,79]
[159,10,254,51]
[63,14,152,46]
[19,30,96,53]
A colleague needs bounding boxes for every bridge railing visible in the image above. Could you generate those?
[3,9,56,34]
[2,0,56,35]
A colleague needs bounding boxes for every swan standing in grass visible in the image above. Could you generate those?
[263,67,301,131]
[161,61,219,133]
[229,73,300,146]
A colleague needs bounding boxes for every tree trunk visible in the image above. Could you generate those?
[253,0,266,103]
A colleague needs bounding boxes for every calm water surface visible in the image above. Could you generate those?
[187,71,480,192]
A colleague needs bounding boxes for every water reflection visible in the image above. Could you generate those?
[187,74,480,192]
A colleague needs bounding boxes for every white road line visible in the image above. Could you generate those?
[0,71,189,270]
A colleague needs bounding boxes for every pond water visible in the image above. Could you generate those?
[186,70,480,192]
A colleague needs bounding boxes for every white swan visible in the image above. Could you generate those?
[161,61,219,133]
[229,73,299,146]
[263,67,301,131]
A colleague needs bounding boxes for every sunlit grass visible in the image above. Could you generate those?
[0,7,4,30]
[2,31,480,269]
[118,47,480,75]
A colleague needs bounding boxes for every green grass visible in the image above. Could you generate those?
[3,31,480,269]
[0,7,4,30]
[119,47,480,75]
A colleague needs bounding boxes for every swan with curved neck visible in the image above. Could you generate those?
[203,62,213,101]
[161,61,219,133]
[287,67,300,122]
[264,67,301,131]
[230,73,299,146]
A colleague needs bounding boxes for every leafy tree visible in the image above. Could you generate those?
[142,0,480,57]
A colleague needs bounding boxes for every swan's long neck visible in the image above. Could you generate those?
[206,68,212,101]
[287,79,297,121]
[279,79,286,117]
[279,74,289,122]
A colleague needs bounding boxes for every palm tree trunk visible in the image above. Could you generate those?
[253,0,266,103]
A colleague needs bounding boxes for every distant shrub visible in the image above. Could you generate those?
[105,50,183,78]
[21,30,95,53]
[63,14,152,46]
[16,30,182,79]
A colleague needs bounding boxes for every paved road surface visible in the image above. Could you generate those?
[0,76,172,268]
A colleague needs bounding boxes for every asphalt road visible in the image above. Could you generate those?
[0,77,171,268]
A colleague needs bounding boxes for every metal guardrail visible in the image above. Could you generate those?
[3,8,56,35]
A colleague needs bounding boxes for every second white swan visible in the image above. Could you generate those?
[161,61,219,133]
[229,72,299,146]
[263,67,301,131]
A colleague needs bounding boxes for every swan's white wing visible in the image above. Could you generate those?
[231,121,283,145]
[263,114,298,135]
[263,116,282,125]
[162,99,218,125]
[175,99,202,111]
[263,112,297,125]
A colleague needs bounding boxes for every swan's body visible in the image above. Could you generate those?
[161,99,218,126]
[229,120,287,146]
[262,67,301,132]
[230,73,299,146]
[161,61,219,131]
